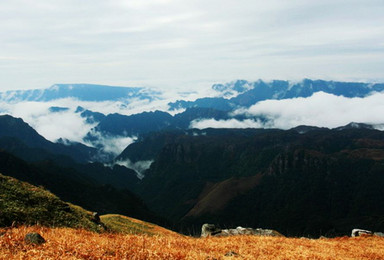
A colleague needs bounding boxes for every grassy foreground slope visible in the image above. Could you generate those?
[0,173,102,232]
[1,225,384,259]
[0,172,170,236]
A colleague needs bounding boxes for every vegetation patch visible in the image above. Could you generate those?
[0,173,101,232]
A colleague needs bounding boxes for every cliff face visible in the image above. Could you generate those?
[265,149,332,176]
[132,128,384,237]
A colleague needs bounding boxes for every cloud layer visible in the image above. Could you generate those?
[0,85,216,157]
[192,92,384,130]
[0,98,151,157]
[243,91,384,129]
[0,100,95,143]
[191,118,265,129]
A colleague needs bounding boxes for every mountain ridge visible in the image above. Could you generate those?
[169,79,384,110]
[0,79,384,238]
[0,83,160,102]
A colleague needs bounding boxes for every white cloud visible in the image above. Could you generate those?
[0,100,96,143]
[86,130,136,157]
[115,159,154,179]
[235,91,384,129]
[190,92,384,130]
[0,93,190,156]
[190,118,265,129]
[0,98,147,159]
[0,97,165,156]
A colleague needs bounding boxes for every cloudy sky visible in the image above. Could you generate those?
[1,0,383,92]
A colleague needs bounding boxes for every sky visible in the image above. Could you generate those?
[1,0,384,92]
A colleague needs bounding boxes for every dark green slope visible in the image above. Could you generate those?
[0,151,156,223]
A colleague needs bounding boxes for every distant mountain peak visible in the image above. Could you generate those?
[336,122,375,130]
[212,79,254,98]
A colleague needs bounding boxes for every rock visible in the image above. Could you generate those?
[201,224,222,237]
[24,232,46,244]
[374,232,384,237]
[351,229,373,237]
[92,212,101,223]
[253,228,283,237]
[236,226,254,235]
[92,212,107,230]
[201,223,284,237]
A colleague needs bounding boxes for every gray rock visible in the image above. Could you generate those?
[253,228,283,237]
[201,223,284,237]
[351,229,373,237]
[92,212,101,223]
[201,224,222,237]
[24,232,46,244]
[374,232,384,237]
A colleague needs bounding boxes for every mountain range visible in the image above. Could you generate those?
[2,79,384,107]
[2,115,383,237]
[169,79,384,110]
[0,79,384,237]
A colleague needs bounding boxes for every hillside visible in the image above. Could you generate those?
[0,172,172,236]
[1,225,384,259]
[0,150,155,223]
[1,171,383,259]
[0,173,101,231]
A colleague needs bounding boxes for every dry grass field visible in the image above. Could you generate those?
[1,225,384,260]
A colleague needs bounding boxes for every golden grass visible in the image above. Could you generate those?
[1,226,384,259]
[100,214,179,236]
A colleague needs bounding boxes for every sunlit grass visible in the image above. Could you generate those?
[1,225,383,259]
[100,214,178,236]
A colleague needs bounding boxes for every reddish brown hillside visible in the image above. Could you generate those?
[185,174,262,217]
